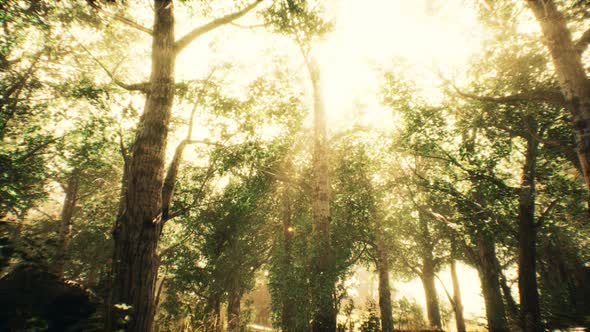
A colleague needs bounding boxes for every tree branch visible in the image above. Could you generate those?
[575,27,590,55]
[451,84,566,109]
[230,22,269,29]
[76,39,150,93]
[535,198,560,227]
[95,7,153,35]
[174,0,264,55]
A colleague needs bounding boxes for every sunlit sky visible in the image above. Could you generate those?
[178,0,489,327]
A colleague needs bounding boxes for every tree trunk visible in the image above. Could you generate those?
[227,280,241,332]
[109,1,175,331]
[450,255,466,332]
[476,233,509,332]
[527,0,590,205]
[421,261,442,330]
[499,271,520,327]
[281,182,296,332]
[55,173,79,278]
[518,124,542,332]
[418,210,441,330]
[375,221,394,332]
[305,54,336,332]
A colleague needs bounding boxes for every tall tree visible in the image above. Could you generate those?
[525,0,590,205]
[264,1,335,330]
[105,1,264,330]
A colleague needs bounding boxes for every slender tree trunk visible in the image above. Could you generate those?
[55,173,79,278]
[421,260,442,330]
[227,280,241,332]
[375,219,394,332]
[281,181,296,332]
[527,0,590,205]
[450,256,466,332]
[109,1,175,331]
[499,271,520,326]
[213,298,222,332]
[417,210,441,330]
[518,125,542,332]
[476,233,509,332]
[304,53,336,332]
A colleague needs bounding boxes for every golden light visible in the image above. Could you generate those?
[125,0,490,323]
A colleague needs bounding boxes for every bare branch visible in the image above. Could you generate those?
[95,7,153,35]
[535,198,560,227]
[230,22,269,29]
[76,39,150,93]
[575,27,590,55]
[434,273,456,307]
[174,0,264,55]
[451,84,566,109]
[160,73,220,223]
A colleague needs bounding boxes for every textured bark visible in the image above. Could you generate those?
[450,257,466,332]
[477,233,509,332]
[527,0,590,204]
[54,173,79,278]
[109,1,175,331]
[305,53,336,332]
[518,125,542,332]
[105,2,263,329]
[227,280,241,332]
[421,261,442,330]
[375,219,394,332]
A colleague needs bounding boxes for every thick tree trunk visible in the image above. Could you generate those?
[109,1,175,331]
[450,257,466,332]
[375,221,394,332]
[518,127,542,332]
[55,173,79,278]
[527,0,590,205]
[305,54,336,332]
[476,233,509,332]
[281,182,296,332]
[227,280,241,332]
[421,261,442,330]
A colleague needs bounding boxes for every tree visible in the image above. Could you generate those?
[100,1,265,330]
[525,0,590,207]
[264,1,335,330]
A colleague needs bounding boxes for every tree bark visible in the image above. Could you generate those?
[417,210,441,330]
[527,0,590,205]
[305,53,336,332]
[450,253,466,332]
[55,173,79,278]
[375,218,394,332]
[518,123,542,332]
[476,232,509,332]
[105,2,263,330]
[109,1,175,331]
[421,260,442,330]
[499,271,520,326]
[227,279,241,332]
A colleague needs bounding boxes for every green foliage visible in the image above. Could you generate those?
[263,0,333,43]
[359,300,381,332]
[393,297,427,331]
